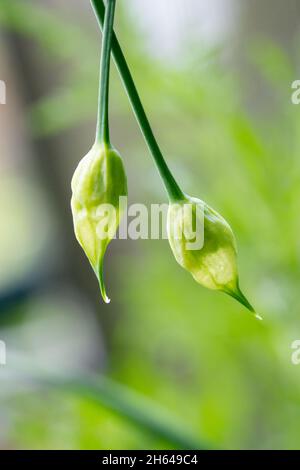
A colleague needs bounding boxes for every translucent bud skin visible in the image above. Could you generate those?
[71,143,127,303]
[167,196,255,313]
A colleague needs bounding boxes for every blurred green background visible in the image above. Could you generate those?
[1,0,300,450]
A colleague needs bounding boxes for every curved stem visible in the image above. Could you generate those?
[6,354,207,449]
[91,0,185,202]
[93,0,116,145]
[54,376,204,450]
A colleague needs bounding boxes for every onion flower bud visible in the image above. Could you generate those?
[71,143,127,303]
[167,195,255,313]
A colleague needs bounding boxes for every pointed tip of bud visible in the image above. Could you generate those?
[223,283,255,315]
[97,256,111,304]
[103,294,111,304]
[99,278,111,304]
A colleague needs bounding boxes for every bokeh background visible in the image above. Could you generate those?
[1,0,300,450]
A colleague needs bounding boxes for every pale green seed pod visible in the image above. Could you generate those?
[71,143,127,303]
[167,195,255,313]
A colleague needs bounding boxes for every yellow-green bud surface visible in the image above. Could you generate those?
[167,196,254,312]
[71,143,127,303]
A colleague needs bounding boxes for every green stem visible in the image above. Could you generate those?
[93,0,116,145]
[54,376,205,450]
[91,0,185,202]
[7,355,207,449]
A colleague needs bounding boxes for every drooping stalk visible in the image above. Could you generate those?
[90,1,255,313]
[90,0,185,202]
[93,0,116,145]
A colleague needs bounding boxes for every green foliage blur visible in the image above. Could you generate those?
[1,0,300,450]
